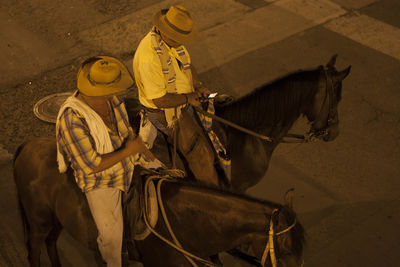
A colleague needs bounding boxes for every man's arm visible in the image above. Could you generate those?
[152,64,215,108]
[152,92,201,108]
[91,134,154,174]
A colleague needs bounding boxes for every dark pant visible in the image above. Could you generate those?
[144,106,220,187]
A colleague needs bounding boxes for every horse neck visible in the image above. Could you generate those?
[216,70,320,138]
[161,182,280,253]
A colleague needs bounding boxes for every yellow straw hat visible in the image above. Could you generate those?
[77,56,133,96]
[152,5,198,45]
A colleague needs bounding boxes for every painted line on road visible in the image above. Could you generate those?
[316,0,378,10]
[190,0,347,72]
[78,0,349,73]
[190,5,313,72]
[274,0,346,24]
[324,12,400,61]
[78,0,250,56]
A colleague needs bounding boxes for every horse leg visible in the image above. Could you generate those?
[45,222,62,267]
[27,227,48,267]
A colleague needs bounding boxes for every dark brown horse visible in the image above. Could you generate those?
[209,55,351,192]
[14,138,304,267]
[128,55,351,192]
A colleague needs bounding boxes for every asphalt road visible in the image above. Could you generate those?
[1,0,399,266]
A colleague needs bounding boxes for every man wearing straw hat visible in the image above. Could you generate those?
[133,5,224,187]
[56,56,155,266]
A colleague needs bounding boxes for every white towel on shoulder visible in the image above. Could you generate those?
[56,92,114,173]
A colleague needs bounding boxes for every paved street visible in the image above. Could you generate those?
[1,0,399,266]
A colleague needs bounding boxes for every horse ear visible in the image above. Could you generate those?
[334,66,351,81]
[284,188,295,209]
[327,54,338,68]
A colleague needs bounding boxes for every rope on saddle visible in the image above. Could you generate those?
[142,175,215,267]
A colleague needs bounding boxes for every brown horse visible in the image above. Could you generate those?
[210,55,351,192]
[13,138,304,267]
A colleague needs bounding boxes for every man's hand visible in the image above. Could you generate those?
[194,81,212,100]
[186,92,202,106]
[196,85,211,97]
[126,134,155,162]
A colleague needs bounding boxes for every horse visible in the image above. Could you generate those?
[13,138,305,267]
[208,55,350,192]
[127,55,351,192]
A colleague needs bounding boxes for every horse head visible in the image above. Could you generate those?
[247,189,305,267]
[307,54,351,142]
[275,189,305,267]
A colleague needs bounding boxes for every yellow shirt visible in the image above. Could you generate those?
[133,32,194,109]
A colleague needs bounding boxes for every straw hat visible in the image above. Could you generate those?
[152,5,198,45]
[77,56,133,96]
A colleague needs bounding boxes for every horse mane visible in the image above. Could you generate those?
[169,178,281,206]
[215,68,322,131]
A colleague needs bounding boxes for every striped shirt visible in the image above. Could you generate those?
[57,95,135,192]
[133,31,193,109]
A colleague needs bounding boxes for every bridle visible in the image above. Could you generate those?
[306,67,339,142]
[284,66,338,143]
[225,208,302,267]
[260,209,303,267]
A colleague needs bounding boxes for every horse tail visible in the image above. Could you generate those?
[12,142,30,246]
[16,192,29,247]
[13,142,26,166]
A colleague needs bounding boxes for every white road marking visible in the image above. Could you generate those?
[321,0,377,10]
[78,0,250,56]
[190,0,349,72]
[274,0,346,24]
[190,5,315,72]
[324,13,400,60]
[78,0,399,71]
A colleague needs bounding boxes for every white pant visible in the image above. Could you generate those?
[86,187,123,267]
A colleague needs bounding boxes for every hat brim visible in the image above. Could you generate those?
[77,56,134,96]
[152,10,198,45]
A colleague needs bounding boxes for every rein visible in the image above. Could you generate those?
[195,106,273,142]
[195,67,335,144]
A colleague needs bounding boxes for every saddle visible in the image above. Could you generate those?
[123,167,159,241]
[123,166,185,241]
